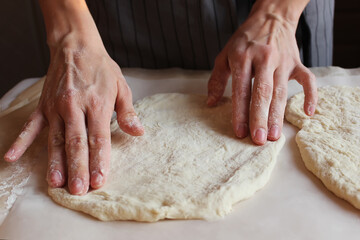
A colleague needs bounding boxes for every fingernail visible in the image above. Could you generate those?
[132,116,145,135]
[120,114,145,136]
[133,116,145,132]
[254,128,266,144]
[126,115,142,129]
[308,104,315,115]
[71,178,83,194]
[49,170,62,186]
[236,123,248,138]
[4,149,16,162]
[268,125,279,139]
[91,172,104,188]
[134,116,142,126]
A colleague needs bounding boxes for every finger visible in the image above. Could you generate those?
[207,54,231,106]
[291,65,318,116]
[64,110,89,195]
[87,108,112,189]
[4,110,46,162]
[115,81,144,136]
[47,116,66,188]
[267,68,288,141]
[250,67,274,145]
[230,57,252,138]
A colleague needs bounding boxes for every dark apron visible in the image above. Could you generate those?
[86,0,334,69]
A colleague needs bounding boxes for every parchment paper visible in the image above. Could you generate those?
[0,67,360,240]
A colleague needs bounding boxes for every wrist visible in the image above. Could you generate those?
[39,0,99,48]
[250,0,309,24]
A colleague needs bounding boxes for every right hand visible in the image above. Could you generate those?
[4,28,144,196]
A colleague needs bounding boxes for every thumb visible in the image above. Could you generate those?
[115,78,144,136]
[291,64,318,116]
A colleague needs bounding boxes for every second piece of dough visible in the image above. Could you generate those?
[286,86,360,209]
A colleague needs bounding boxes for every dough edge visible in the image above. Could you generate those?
[286,86,360,209]
[295,132,360,209]
[48,135,284,222]
[48,93,286,222]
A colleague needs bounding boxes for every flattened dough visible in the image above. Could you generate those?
[49,94,285,222]
[286,86,360,208]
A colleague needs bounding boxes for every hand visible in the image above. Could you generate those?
[207,0,317,145]
[4,0,144,195]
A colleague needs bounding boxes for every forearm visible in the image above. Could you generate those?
[251,0,310,23]
[39,0,99,48]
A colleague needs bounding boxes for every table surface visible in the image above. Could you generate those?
[0,67,360,240]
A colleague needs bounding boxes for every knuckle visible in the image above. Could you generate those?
[88,96,103,111]
[239,87,250,100]
[229,55,249,72]
[256,82,273,99]
[307,72,316,82]
[28,110,41,122]
[88,135,109,149]
[232,67,246,80]
[64,118,76,128]
[263,45,274,56]
[62,106,78,119]
[66,135,87,149]
[229,48,244,61]
[21,112,40,132]
[118,84,132,101]
[260,46,276,64]
[57,89,78,105]
[50,131,65,147]
[273,86,287,100]
[261,47,271,61]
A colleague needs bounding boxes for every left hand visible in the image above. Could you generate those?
[207,0,317,145]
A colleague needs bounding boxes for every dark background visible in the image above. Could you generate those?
[333,0,360,68]
[0,0,359,97]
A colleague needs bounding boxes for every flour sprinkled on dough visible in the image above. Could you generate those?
[49,93,285,222]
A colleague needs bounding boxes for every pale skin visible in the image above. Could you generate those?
[207,0,317,144]
[3,0,317,195]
